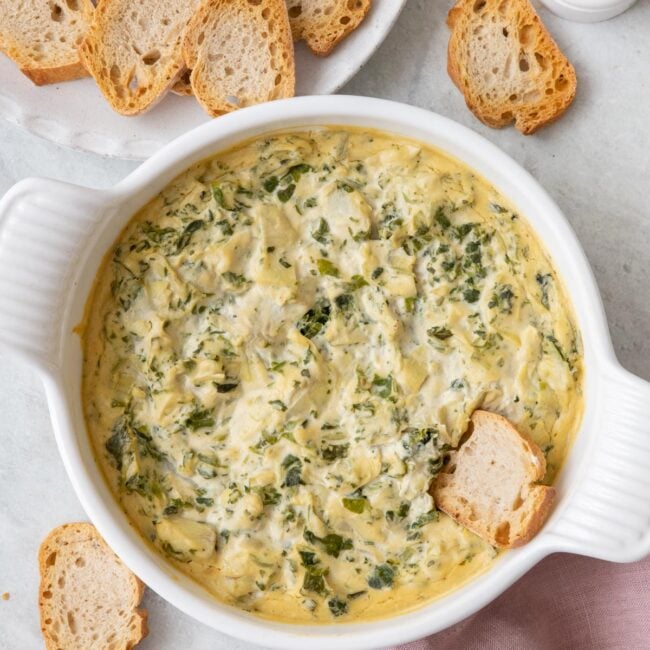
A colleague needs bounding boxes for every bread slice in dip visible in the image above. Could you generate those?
[433,410,556,548]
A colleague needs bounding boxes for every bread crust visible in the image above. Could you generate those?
[38,522,148,650]
[446,0,576,135]
[510,483,556,547]
[20,61,89,86]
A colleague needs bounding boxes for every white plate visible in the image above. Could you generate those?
[0,0,406,160]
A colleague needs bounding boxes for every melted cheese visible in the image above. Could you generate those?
[82,129,583,623]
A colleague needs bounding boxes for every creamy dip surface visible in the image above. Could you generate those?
[83,129,583,623]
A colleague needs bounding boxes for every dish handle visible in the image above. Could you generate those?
[0,178,105,372]
[547,363,650,562]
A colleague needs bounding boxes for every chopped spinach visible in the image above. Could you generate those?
[215,219,233,237]
[312,218,330,244]
[456,223,474,241]
[163,498,187,516]
[371,375,393,399]
[175,219,203,253]
[488,284,516,314]
[141,222,176,243]
[427,326,453,340]
[435,206,451,229]
[334,293,354,313]
[298,299,331,338]
[105,421,131,470]
[352,400,376,416]
[410,509,439,529]
[401,427,436,456]
[299,550,319,567]
[546,334,571,367]
[282,454,303,487]
[321,443,349,462]
[302,565,329,596]
[386,502,410,522]
[185,408,215,431]
[288,163,312,181]
[212,185,226,208]
[264,176,279,192]
[337,181,356,193]
[536,272,552,309]
[345,274,368,291]
[367,564,395,590]
[489,202,508,213]
[222,271,248,287]
[328,597,348,617]
[258,485,281,506]
[378,211,403,239]
[304,530,353,558]
[277,184,296,203]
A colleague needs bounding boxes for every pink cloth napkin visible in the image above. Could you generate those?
[393,553,650,650]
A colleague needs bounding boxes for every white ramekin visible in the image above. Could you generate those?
[0,96,648,650]
[540,0,638,22]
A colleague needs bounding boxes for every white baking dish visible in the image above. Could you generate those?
[0,96,648,650]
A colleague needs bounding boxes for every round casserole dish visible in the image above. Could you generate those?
[0,96,648,650]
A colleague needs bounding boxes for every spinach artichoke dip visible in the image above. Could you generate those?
[83,129,583,623]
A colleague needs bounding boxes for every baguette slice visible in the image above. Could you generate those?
[0,0,94,85]
[432,410,555,548]
[286,0,371,56]
[183,0,295,117]
[447,0,576,135]
[78,0,200,115]
[38,523,148,650]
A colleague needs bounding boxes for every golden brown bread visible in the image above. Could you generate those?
[183,0,295,117]
[447,0,576,134]
[78,0,201,115]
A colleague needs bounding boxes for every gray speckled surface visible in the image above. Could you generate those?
[1,1,648,648]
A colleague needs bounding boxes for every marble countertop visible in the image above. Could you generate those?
[1,1,648,648]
